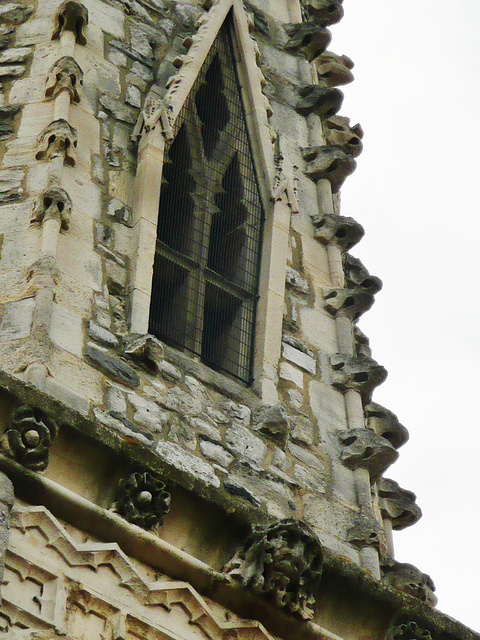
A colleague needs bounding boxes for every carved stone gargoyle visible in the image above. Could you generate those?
[0,405,58,472]
[364,403,409,449]
[382,562,437,606]
[338,429,398,482]
[301,0,344,27]
[296,85,343,119]
[45,56,83,103]
[114,471,171,530]
[284,23,331,62]
[324,115,363,157]
[52,0,89,45]
[35,119,77,167]
[122,333,164,373]
[330,355,388,401]
[343,254,382,295]
[317,52,354,87]
[252,405,292,441]
[224,519,323,620]
[323,288,374,321]
[387,621,433,640]
[378,478,422,530]
[31,186,72,231]
[311,213,364,251]
[303,145,356,192]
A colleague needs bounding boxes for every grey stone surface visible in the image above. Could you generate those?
[0,169,24,203]
[156,440,220,487]
[88,320,119,347]
[225,424,268,467]
[168,416,197,450]
[94,408,154,446]
[288,442,325,472]
[106,385,127,416]
[0,297,34,340]
[285,266,309,294]
[200,440,233,468]
[252,405,292,440]
[85,343,140,387]
[282,343,316,375]
[290,415,316,446]
[338,429,398,482]
[189,417,221,442]
[220,401,251,426]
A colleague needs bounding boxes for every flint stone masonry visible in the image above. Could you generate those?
[156,440,220,488]
[282,343,316,375]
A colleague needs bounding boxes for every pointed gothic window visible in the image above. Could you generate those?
[148,14,265,384]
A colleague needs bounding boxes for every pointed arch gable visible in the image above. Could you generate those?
[141,0,275,197]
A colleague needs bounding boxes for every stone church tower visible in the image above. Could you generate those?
[0,0,475,639]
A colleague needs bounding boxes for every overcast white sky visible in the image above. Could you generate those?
[332,0,480,632]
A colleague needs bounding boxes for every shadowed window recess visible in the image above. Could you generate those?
[149,14,265,384]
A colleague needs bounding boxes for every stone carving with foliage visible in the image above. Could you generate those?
[387,621,433,640]
[114,471,171,530]
[0,405,58,472]
[224,519,323,620]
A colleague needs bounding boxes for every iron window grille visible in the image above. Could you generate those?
[149,13,265,384]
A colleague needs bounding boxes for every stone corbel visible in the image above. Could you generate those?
[301,0,344,27]
[364,403,409,449]
[284,23,331,62]
[0,405,58,472]
[382,562,437,607]
[343,254,382,295]
[330,354,388,401]
[35,119,78,167]
[303,145,356,192]
[311,213,364,251]
[52,0,89,45]
[113,470,171,530]
[378,478,422,530]
[224,518,323,620]
[324,115,363,156]
[45,56,83,103]
[338,429,398,482]
[323,288,374,320]
[316,52,354,87]
[296,85,343,119]
[31,186,72,231]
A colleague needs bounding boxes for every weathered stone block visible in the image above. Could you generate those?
[338,429,398,482]
[296,85,343,118]
[85,343,140,387]
[282,343,316,375]
[324,115,363,155]
[284,23,331,62]
[0,297,34,340]
[330,355,387,400]
[311,213,364,251]
[225,424,267,467]
[317,52,354,87]
[156,440,220,487]
[252,405,292,441]
[303,145,356,192]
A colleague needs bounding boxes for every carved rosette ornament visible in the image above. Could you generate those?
[0,406,58,472]
[387,621,433,640]
[115,471,171,530]
[224,519,323,620]
[45,56,84,103]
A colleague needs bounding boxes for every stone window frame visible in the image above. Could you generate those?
[130,0,293,402]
